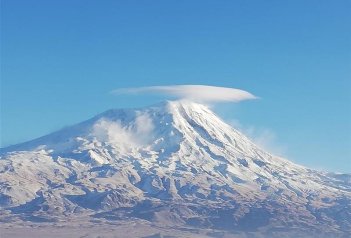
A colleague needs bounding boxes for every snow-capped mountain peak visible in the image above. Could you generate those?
[1,100,350,237]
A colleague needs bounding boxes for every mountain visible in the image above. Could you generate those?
[1,101,350,238]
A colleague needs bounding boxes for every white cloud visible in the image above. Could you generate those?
[91,113,155,150]
[92,119,137,147]
[134,112,155,143]
[112,85,257,103]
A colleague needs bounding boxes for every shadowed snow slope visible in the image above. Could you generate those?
[1,101,350,238]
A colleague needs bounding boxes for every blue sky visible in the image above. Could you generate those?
[1,0,350,172]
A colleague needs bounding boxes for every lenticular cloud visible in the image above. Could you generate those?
[112,85,257,103]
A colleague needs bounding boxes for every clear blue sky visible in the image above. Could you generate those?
[1,0,350,172]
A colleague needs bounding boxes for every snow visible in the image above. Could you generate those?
[0,100,350,237]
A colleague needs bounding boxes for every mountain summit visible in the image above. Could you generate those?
[1,101,350,237]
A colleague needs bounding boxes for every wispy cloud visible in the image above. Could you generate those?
[90,112,155,152]
[112,85,257,103]
[229,119,288,157]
